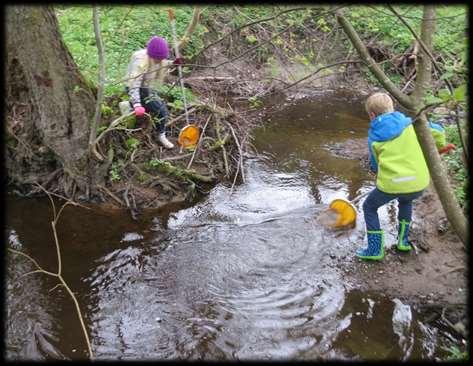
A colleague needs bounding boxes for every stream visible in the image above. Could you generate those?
[5,90,452,360]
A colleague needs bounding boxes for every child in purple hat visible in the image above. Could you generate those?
[125,36,178,148]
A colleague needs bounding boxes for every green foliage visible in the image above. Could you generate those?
[443,345,468,360]
[125,137,140,150]
[316,17,331,33]
[426,84,467,105]
[101,104,113,118]
[109,161,123,182]
[443,124,468,209]
[245,34,258,44]
[248,96,262,109]
[96,125,107,134]
[56,5,207,97]
[347,5,467,89]
[149,158,168,169]
[156,84,196,112]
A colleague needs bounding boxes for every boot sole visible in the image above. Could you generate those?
[356,254,384,261]
[396,245,412,252]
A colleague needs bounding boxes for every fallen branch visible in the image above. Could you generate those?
[214,115,230,177]
[166,107,196,127]
[97,184,125,206]
[149,159,215,183]
[225,121,245,183]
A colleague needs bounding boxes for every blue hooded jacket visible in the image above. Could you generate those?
[367,111,445,172]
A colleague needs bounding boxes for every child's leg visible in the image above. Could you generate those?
[396,190,424,251]
[362,187,396,231]
[397,190,424,222]
[358,188,396,260]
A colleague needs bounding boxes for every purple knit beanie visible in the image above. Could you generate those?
[147,36,169,60]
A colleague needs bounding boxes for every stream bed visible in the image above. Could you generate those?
[5,90,454,360]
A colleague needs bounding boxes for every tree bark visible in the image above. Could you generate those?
[6,5,97,195]
[336,7,468,244]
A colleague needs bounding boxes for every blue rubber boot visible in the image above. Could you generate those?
[356,230,384,260]
[397,219,412,252]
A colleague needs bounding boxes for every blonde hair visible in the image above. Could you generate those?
[365,92,394,116]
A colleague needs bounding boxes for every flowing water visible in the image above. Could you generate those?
[5,90,452,360]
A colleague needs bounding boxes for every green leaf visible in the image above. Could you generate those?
[453,84,466,102]
[126,137,140,150]
[246,35,258,44]
[424,95,443,105]
[438,88,452,101]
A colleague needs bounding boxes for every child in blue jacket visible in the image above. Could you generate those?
[357,92,454,260]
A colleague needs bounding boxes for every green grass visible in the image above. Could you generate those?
[56,5,206,96]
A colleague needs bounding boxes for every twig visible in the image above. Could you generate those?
[214,115,230,177]
[187,114,212,169]
[89,6,106,151]
[166,107,196,127]
[230,155,241,194]
[7,190,94,359]
[226,122,245,183]
[162,153,194,161]
[97,184,125,206]
[212,25,293,69]
[49,283,64,293]
[194,6,338,59]
[8,249,56,276]
[387,5,455,94]
[92,111,135,161]
[176,6,202,51]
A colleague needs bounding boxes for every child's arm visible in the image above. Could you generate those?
[368,139,379,173]
[429,121,456,154]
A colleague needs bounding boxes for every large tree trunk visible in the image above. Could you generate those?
[336,7,468,245]
[6,5,98,197]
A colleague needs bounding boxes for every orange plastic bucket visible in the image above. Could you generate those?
[328,198,357,228]
[178,124,200,148]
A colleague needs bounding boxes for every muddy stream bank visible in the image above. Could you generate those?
[5,90,466,360]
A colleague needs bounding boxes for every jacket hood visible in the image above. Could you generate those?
[368,111,412,142]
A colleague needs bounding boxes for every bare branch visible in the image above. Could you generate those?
[177,6,202,51]
[90,6,106,151]
[335,9,416,111]
[211,25,292,70]
[194,6,308,58]
[387,5,454,94]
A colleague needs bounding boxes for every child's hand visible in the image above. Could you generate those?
[439,143,456,154]
[173,57,184,66]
